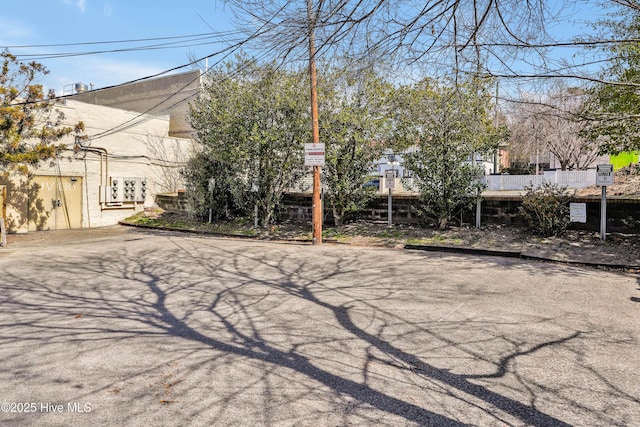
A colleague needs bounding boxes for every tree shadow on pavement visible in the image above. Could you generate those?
[0,233,637,426]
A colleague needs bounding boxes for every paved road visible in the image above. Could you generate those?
[1,227,639,426]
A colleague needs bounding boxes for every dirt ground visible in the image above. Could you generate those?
[120,209,640,269]
[306,221,639,268]
[577,165,640,196]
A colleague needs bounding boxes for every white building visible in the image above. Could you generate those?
[0,99,193,233]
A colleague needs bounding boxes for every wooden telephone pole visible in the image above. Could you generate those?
[307,0,322,244]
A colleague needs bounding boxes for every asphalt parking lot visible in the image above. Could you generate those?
[1,226,639,426]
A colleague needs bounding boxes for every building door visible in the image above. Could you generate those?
[29,176,83,231]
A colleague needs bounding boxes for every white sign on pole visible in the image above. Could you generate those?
[569,203,587,223]
[304,143,325,166]
[384,170,395,189]
[596,164,614,186]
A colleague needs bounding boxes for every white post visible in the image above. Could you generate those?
[596,164,613,241]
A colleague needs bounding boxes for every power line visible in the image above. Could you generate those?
[9,32,249,62]
[3,31,243,49]
[84,12,284,141]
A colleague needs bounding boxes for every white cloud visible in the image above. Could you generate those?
[62,0,87,13]
[0,18,33,41]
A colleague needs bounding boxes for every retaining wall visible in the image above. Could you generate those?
[282,193,640,233]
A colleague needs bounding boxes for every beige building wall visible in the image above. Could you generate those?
[1,100,193,233]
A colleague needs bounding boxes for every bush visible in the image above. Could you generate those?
[519,181,573,237]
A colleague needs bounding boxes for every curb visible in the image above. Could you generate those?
[404,244,640,272]
[118,221,313,243]
[403,244,521,259]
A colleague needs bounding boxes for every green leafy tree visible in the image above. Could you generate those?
[187,57,309,225]
[394,78,502,229]
[181,150,238,220]
[582,4,640,154]
[1,50,83,172]
[319,66,391,225]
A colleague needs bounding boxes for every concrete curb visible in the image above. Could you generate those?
[118,221,314,243]
[403,244,521,259]
[404,244,640,272]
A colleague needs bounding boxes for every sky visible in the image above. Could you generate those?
[1,0,236,95]
[0,0,611,96]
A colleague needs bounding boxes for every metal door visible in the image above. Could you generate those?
[29,176,82,231]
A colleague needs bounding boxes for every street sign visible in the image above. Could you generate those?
[384,170,395,189]
[304,143,325,166]
[570,203,587,223]
[596,164,613,241]
[596,164,614,186]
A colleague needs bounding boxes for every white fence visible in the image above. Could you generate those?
[296,169,597,194]
[484,169,596,191]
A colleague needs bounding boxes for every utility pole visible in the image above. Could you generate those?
[307,0,322,245]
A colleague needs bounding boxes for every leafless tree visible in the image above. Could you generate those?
[222,0,563,80]
[506,83,603,171]
[145,133,194,194]
[209,0,640,104]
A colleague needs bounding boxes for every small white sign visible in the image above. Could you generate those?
[304,143,325,166]
[385,170,395,189]
[596,164,614,186]
[570,203,587,223]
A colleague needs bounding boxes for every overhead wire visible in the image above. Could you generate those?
[82,1,293,141]
[11,31,252,62]
[4,31,244,49]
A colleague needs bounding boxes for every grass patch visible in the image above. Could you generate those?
[405,237,431,245]
[407,234,463,245]
[323,228,349,240]
[375,228,408,239]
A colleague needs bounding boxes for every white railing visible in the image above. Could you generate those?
[485,169,596,191]
[293,169,597,194]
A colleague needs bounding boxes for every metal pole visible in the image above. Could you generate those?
[388,187,392,227]
[307,0,322,245]
[600,185,607,241]
[321,188,324,224]
[472,154,480,228]
[254,204,259,229]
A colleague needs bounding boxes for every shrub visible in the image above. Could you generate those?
[519,181,573,237]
